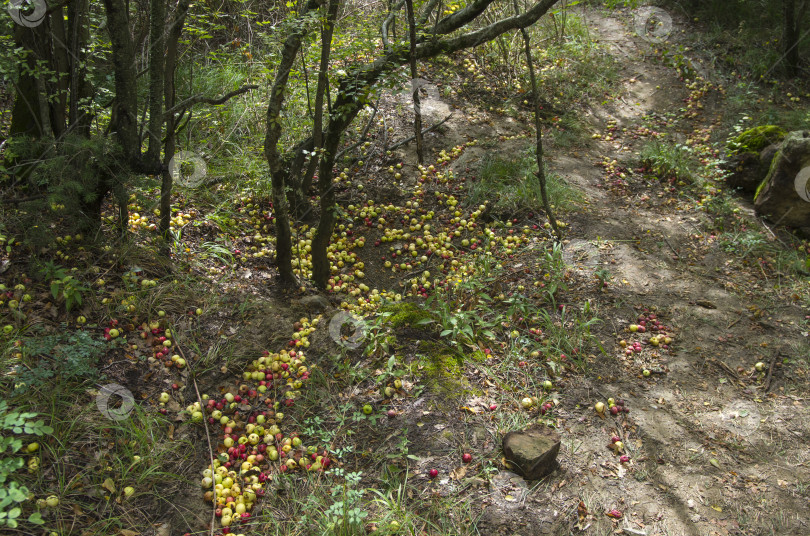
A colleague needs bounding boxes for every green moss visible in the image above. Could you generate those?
[415,340,481,398]
[753,149,782,202]
[728,125,786,155]
[379,302,434,329]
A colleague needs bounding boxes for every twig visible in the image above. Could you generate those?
[388,114,452,151]
[763,352,779,392]
[706,357,738,380]
[175,342,217,536]
[726,312,744,329]
[0,195,48,204]
[99,359,136,372]
[662,236,680,258]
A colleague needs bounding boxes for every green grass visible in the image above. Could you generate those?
[0,365,193,534]
[640,139,697,183]
[465,152,584,217]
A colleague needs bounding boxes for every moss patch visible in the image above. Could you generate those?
[753,149,782,202]
[379,301,434,329]
[728,125,786,155]
[416,340,479,398]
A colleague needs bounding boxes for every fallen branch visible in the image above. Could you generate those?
[0,195,47,204]
[763,352,780,392]
[388,114,452,151]
[175,340,218,536]
[335,99,381,161]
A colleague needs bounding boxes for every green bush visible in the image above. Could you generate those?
[0,400,52,529]
[8,330,106,395]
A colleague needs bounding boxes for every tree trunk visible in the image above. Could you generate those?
[103,0,140,166]
[147,0,167,167]
[515,0,559,240]
[301,0,340,217]
[405,0,424,164]
[67,0,94,137]
[160,1,191,245]
[265,0,322,286]
[49,6,69,137]
[783,0,800,77]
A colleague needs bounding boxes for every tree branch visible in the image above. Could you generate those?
[165,84,259,118]
[388,113,452,151]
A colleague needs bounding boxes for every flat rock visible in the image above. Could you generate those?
[502,425,560,480]
[299,294,331,313]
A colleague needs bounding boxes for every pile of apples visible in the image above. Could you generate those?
[619,310,674,358]
[195,316,331,530]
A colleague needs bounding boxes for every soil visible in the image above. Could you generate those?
[55,6,809,536]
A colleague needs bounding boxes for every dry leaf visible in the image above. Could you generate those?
[167,424,175,440]
[450,466,467,481]
[102,478,116,493]
[119,530,139,536]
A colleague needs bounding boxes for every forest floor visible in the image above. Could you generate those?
[3,5,810,536]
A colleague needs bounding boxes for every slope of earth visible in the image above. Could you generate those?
[3,5,809,536]
[165,7,810,536]
[526,7,810,536]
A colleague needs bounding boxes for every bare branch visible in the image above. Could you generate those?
[165,84,259,118]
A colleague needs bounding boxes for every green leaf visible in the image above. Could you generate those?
[28,512,44,525]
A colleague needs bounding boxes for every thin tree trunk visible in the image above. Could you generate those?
[146,0,167,166]
[49,7,69,137]
[103,0,140,166]
[160,0,191,245]
[266,0,322,286]
[405,0,424,164]
[67,0,94,137]
[296,0,339,217]
[9,25,45,140]
[783,0,801,77]
[306,0,559,286]
[514,0,560,240]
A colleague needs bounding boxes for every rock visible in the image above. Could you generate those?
[727,125,786,155]
[299,294,331,313]
[722,143,781,194]
[722,150,761,193]
[502,425,560,480]
[754,130,810,227]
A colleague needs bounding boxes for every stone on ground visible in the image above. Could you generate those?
[502,425,560,480]
[754,130,810,227]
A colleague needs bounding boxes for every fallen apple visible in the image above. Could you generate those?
[362,404,373,415]
[429,468,439,478]
[594,401,605,414]
[462,453,472,463]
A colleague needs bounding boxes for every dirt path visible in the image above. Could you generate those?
[529,7,810,536]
